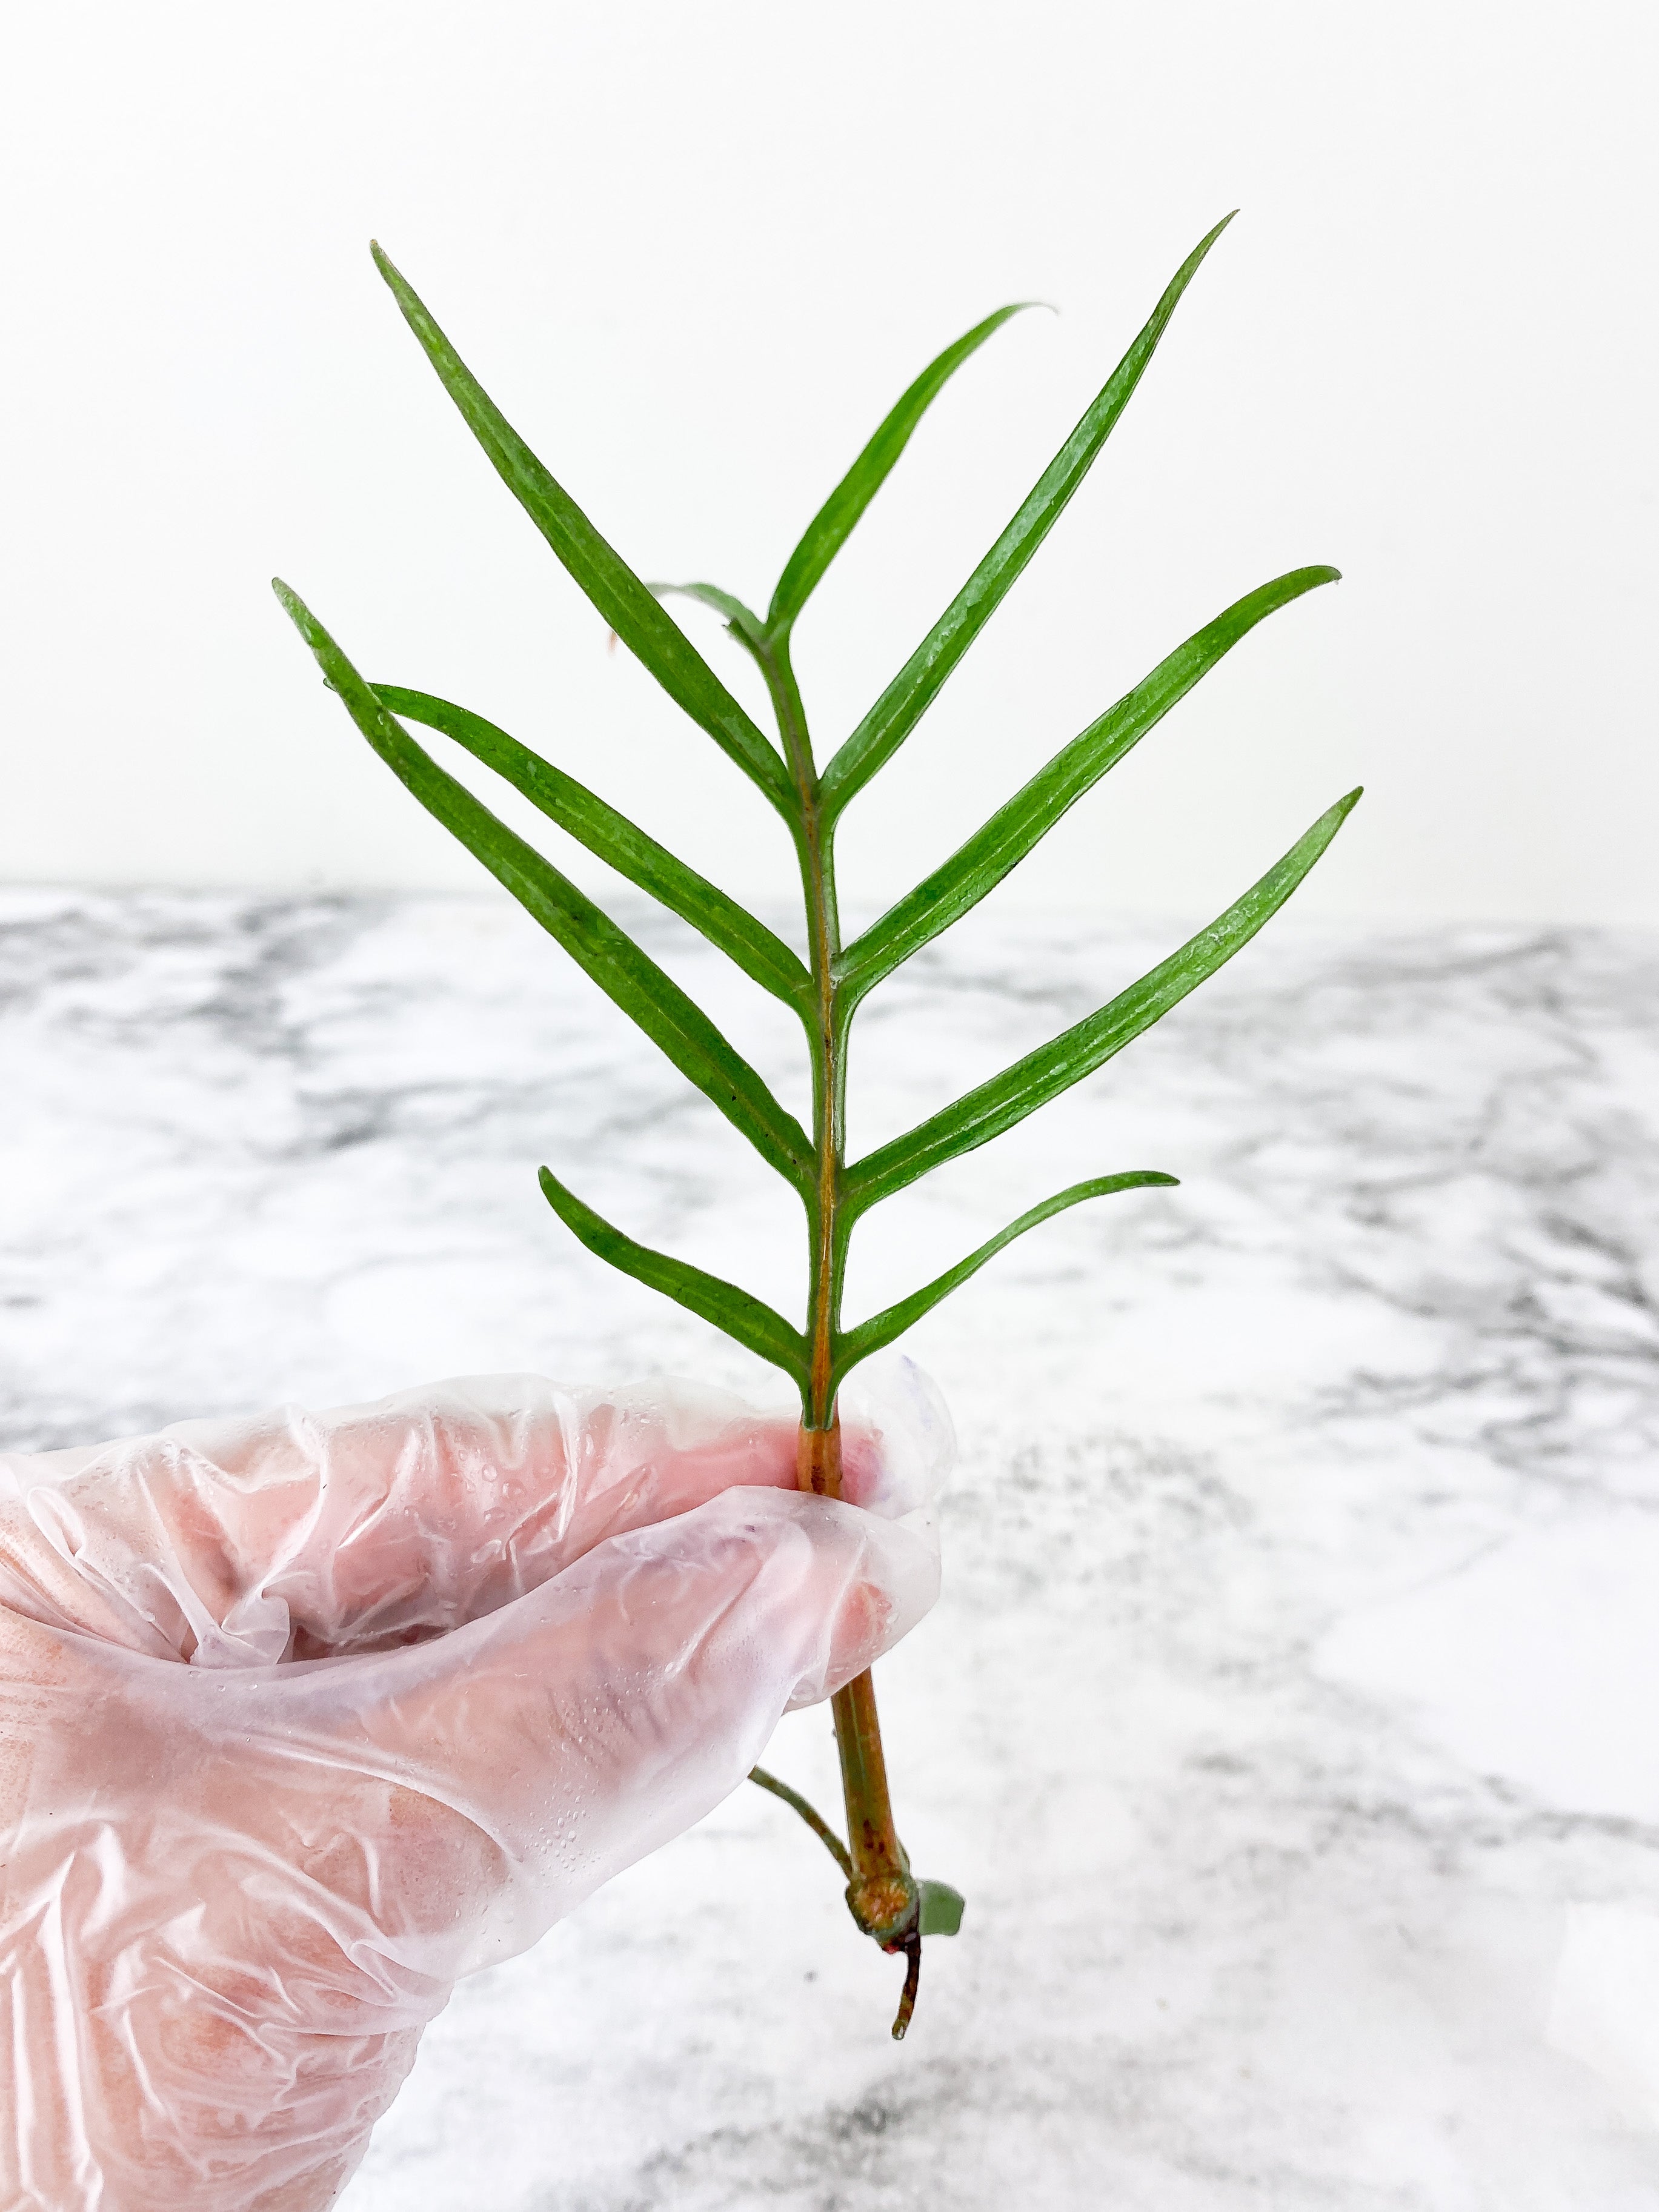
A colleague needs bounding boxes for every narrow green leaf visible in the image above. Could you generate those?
[368,242,793,815]
[540,1166,806,1383]
[834,1172,1176,1380]
[650,580,769,656]
[820,215,1236,820]
[917,1881,965,1938]
[274,581,813,1190]
[839,565,1339,1003]
[768,302,1040,637]
[651,582,814,794]
[373,683,812,1012]
[649,581,779,705]
[844,788,1362,1212]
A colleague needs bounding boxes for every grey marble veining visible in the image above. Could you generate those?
[4,888,1659,2207]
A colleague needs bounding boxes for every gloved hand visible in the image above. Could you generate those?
[0,1369,946,2212]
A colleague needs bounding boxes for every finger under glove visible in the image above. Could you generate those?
[0,1372,938,1664]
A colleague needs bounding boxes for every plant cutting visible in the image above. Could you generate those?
[275,211,1357,2040]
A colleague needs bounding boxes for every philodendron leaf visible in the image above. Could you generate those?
[833,1171,1177,1384]
[649,582,783,715]
[837,565,1340,1005]
[844,787,1362,1212]
[819,215,1236,820]
[274,582,813,1191]
[539,1166,807,1384]
[650,581,770,657]
[768,302,1040,639]
[368,243,793,817]
[651,582,816,793]
[917,1881,965,1938]
[373,684,812,1014]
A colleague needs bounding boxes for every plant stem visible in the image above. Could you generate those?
[748,1763,851,1878]
[794,1418,917,1947]
[757,626,922,1972]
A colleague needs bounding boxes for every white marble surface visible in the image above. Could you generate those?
[4,886,1659,2207]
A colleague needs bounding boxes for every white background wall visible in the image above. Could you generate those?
[1,2,1654,925]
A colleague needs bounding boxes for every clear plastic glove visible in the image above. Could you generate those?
[0,1368,947,2211]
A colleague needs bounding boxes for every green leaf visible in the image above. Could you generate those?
[838,565,1339,1004]
[651,582,815,794]
[368,242,793,815]
[540,1166,806,1384]
[649,581,779,706]
[650,580,770,657]
[834,1171,1177,1381]
[844,786,1362,1212]
[274,581,813,1191]
[768,302,1040,639]
[373,683,812,1012]
[917,1880,965,1938]
[820,215,1236,820]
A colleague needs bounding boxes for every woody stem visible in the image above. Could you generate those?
[759,628,918,1958]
